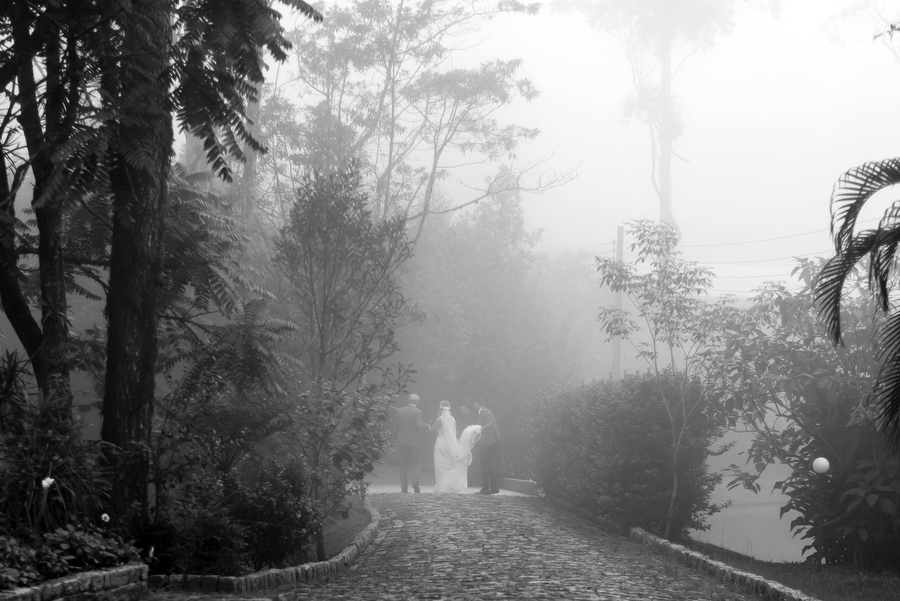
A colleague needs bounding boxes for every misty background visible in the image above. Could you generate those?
[5,0,900,566]
[375,0,900,561]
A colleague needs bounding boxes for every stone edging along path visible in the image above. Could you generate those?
[0,563,147,601]
[148,498,383,595]
[545,495,822,601]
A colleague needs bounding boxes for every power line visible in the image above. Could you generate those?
[714,273,794,279]
[680,227,828,248]
[680,217,880,249]
[621,248,832,265]
[699,250,832,265]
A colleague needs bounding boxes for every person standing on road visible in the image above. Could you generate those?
[473,400,501,494]
[390,393,427,493]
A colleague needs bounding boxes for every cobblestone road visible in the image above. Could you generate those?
[282,493,759,600]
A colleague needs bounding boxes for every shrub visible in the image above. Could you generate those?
[713,262,900,568]
[42,525,138,572]
[0,526,139,591]
[0,352,109,539]
[140,462,248,576]
[534,373,723,540]
[143,456,318,575]
[147,509,247,576]
[0,536,49,590]
[227,461,314,570]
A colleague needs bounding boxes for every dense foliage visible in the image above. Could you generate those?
[1,0,321,527]
[142,458,314,576]
[1,0,559,587]
[533,373,724,540]
[0,526,138,591]
[0,352,137,590]
[275,164,407,559]
[714,259,900,568]
[275,164,412,393]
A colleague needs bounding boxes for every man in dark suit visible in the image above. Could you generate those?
[459,403,478,487]
[473,400,501,495]
[390,393,426,493]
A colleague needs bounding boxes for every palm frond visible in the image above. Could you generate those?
[870,222,900,309]
[874,310,900,443]
[815,231,877,344]
[830,158,900,253]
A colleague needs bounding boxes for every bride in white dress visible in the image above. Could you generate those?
[430,401,482,494]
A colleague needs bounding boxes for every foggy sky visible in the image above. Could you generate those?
[447,0,900,296]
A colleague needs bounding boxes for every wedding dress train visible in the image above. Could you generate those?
[433,408,481,494]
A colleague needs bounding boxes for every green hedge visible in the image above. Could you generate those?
[533,373,723,540]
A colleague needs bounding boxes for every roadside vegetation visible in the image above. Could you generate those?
[3,0,900,594]
[686,539,900,601]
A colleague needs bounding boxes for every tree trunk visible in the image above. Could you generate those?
[657,32,675,230]
[664,451,679,540]
[315,524,327,561]
[101,0,173,524]
[7,6,73,406]
[34,202,72,405]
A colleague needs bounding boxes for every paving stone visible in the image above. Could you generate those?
[273,493,760,600]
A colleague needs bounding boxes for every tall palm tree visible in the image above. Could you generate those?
[815,158,900,445]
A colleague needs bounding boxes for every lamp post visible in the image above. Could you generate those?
[812,457,830,569]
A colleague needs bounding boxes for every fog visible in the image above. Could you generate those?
[343,0,900,562]
[247,1,900,563]
[432,0,900,296]
[5,0,898,573]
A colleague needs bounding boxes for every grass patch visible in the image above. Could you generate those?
[322,496,371,558]
[684,539,900,601]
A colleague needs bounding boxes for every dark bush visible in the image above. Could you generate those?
[227,461,314,570]
[144,458,316,575]
[0,352,109,539]
[149,510,247,576]
[0,536,46,590]
[533,372,723,540]
[0,527,138,591]
[42,525,138,572]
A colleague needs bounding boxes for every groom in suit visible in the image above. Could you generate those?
[390,393,427,493]
[473,400,501,495]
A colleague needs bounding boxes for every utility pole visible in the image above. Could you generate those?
[611,225,623,379]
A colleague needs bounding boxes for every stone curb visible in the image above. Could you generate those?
[545,495,822,601]
[0,563,147,601]
[148,498,382,594]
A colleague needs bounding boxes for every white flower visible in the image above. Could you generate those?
[148,546,154,559]
[101,513,110,523]
[41,477,54,489]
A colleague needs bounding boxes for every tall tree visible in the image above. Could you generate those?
[1,0,106,405]
[99,0,175,521]
[255,0,567,241]
[101,0,321,523]
[275,163,412,394]
[555,0,771,227]
[2,0,322,523]
[275,163,411,558]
